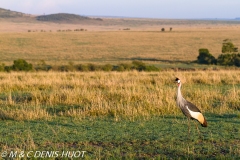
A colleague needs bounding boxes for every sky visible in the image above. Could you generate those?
[1,0,240,19]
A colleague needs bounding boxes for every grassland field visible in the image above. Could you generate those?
[0,19,240,68]
[0,19,240,159]
[0,71,239,159]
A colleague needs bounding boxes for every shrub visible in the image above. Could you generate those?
[102,64,113,71]
[0,63,5,72]
[217,53,240,66]
[234,54,240,67]
[197,48,216,64]
[120,63,132,71]
[115,65,125,72]
[12,59,33,71]
[132,60,147,71]
[131,61,159,71]
[67,61,75,71]
[35,60,52,71]
[76,64,89,71]
[4,66,12,72]
[222,41,236,53]
[217,54,234,66]
[59,65,69,72]
[87,63,101,71]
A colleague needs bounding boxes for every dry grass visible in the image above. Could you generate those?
[0,27,240,65]
[0,70,239,121]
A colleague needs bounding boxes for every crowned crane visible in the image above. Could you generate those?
[175,78,207,136]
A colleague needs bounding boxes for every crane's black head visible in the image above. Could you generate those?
[175,78,181,84]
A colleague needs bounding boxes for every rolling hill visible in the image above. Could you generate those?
[0,7,102,23]
[36,13,103,23]
[0,7,30,18]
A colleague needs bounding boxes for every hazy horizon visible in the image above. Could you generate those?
[1,0,240,19]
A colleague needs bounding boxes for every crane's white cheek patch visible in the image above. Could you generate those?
[186,106,201,120]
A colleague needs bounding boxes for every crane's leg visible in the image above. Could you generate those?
[187,119,191,139]
[193,121,202,139]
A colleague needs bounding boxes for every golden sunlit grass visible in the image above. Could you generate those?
[0,70,239,121]
[0,27,240,65]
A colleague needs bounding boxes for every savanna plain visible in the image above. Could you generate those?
[0,17,240,159]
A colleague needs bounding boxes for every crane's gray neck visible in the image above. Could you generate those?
[177,83,186,107]
[177,83,182,97]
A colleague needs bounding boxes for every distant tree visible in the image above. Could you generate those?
[197,48,216,64]
[161,28,165,32]
[217,54,234,66]
[217,53,240,66]
[222,39,237,53]
[170,27,172,31]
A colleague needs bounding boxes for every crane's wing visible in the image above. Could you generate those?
[186,100,201,113]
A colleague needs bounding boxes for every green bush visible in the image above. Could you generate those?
[197,49,216,64]
[132,60,147,71]
[222,41,235,53]
[87,63,101,71]
[217,53,240,66]
[12,59,33,71]
[0,63,5,72]
[234,54,240,67]
[76,64,89,71]
[102,64,113,71]
[115,65,125,72]
[35,60,52,71]
[116,63,132,71]
[59,65,69,72]
[4,66,12,72]
[130,61,159,71]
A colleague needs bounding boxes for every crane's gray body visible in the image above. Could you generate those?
[176,84,201,119]
[175,78,207,127]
